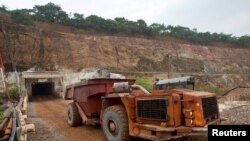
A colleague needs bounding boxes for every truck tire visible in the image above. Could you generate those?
[102,105,130,141]
[67,102,82,127]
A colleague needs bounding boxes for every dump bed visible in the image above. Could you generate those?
[64,78,135,117]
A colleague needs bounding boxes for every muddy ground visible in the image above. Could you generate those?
[27,88,250,141]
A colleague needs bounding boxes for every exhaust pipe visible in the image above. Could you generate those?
[131,85,150,95]
[113,82,150,95]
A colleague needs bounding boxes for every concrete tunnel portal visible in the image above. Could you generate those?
[32,82,55,96]
[22,71,63,97]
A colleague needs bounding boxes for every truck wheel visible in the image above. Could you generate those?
[67,102,82,127]
[102,105,130,141]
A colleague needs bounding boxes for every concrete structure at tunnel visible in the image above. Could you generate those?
[22,71,64,97]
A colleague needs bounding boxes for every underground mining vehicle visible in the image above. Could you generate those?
[64,78,220,141]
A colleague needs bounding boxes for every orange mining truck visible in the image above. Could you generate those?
[64,78,220,141]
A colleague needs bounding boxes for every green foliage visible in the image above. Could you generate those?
[33,2,69,24]
[136,19,147,34]
[2,2,250,46]
[0,106,3,122]
[0,86,19,101]
[0,5,7,13]
[134,78,153,91]
[85,15,107,32]
[10,9,34,25]
[69,13,85,28]
[0,92,6,103]
[10,86,19,100]
[237,35,250,45]
[150,23,167,35]
[195,83,229,95]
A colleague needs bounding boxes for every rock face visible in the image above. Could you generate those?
[0,19,250,87]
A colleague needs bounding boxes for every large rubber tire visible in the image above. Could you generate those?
[67,102,82,127]
[102,105,130,141]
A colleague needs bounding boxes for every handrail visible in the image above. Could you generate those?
[9,110,17,141]
[0,90,35,141]
[15,90,35,141]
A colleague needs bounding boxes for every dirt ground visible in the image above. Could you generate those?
[27,96,105,141]
[219,88,250,124]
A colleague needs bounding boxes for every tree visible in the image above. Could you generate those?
[103,19,118,33]
[0,5,7,13]
[150,23,167,35]
[33,2,69,24]
[1,3,249,46]
[10,9,34,25]
[70,13,85,28]
[114,17,128,33]
[136,19,147,32]
[126,20,137,35]
[237,35,250,45]
[85,15,107,31]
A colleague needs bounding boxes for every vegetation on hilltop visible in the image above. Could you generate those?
[0,3,250,46]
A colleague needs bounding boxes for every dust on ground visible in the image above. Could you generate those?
[219,88,250,124]
[27,95,105,141]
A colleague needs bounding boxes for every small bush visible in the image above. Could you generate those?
[10,86,20,100]
[0,106,3,122]
[0,86,20,101]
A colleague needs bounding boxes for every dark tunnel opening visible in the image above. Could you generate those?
[32,82,54,96]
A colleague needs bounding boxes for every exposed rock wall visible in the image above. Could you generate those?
[1,20,250,87]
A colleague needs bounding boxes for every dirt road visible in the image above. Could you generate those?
[27,96,105,141]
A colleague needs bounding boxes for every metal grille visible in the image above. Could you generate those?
[202,97,218,118]
[137,99,168,121]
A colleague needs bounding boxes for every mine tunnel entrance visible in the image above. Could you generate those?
[32,82,55,96]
